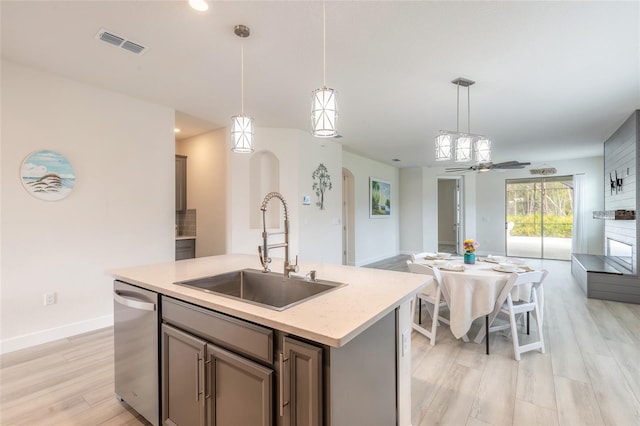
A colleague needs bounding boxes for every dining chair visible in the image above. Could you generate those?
[410,252,432,262]
[406,260,450,346]
[486,269,548,361]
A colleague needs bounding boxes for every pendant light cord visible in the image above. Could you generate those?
[322,0,326,87]
[456,81,460,133]
[241,41,245,115]
[455,80,473,133]
[467,82,471,133]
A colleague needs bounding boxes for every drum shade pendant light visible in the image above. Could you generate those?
[435,78,492,163]
[311,0,338,138]
[231,25,254,153]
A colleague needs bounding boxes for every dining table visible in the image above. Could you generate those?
[414,255,541,343]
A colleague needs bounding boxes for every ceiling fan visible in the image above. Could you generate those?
[445,161,531,173]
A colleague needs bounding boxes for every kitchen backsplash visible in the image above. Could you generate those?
[176,209,196,236]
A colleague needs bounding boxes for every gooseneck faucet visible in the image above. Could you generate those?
[258,192,299,277]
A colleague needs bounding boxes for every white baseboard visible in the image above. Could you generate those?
[0,314,114,354]
[355,252,400,267]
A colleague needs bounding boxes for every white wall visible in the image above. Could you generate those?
[298,138,342,264]
[400,158,602,257]
[227,128,343,268]
[176,128,228,257]
[399,168,423,254]
[474,157,604,255]
[342,151,400,266]
[1,60,175,353]
[228,128,300,258]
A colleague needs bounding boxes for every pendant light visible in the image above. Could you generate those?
[311,0,338,138]
[435,77,492,163]
[231,25,254,153]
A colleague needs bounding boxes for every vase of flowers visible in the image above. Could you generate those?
[463,239,479,264]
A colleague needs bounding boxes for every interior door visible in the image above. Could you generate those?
[437,177,462,255]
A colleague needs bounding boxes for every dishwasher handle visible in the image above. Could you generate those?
[113,291,156,311]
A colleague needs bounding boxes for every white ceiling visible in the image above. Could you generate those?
[2,1,639,168]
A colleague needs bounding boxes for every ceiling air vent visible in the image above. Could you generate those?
[95,28,147,55]
[121,40,145,54]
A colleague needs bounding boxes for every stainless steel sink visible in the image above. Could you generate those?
[175,268,346,311]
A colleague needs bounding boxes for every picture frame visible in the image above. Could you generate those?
[370,177,391,218]
[20,150,76,201]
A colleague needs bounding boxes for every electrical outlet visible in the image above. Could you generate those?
[44,292,56,306]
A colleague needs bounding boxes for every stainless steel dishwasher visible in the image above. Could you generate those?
[113,280,159,426]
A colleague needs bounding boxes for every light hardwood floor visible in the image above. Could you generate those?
[2,257,639,425]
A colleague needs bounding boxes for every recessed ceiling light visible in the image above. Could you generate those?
[188,0,208,12]
[174,128,181,133]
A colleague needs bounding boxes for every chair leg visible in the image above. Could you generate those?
[411,295,417,324]
[533,293,545,354]
[419,302,423,324]
[527,311,530,335]
[508,303,521,361]
[429,289,442,346]
[485,315,489,355]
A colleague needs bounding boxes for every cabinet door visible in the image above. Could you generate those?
[162,324,206,426]
[175,239,195,261]
[175,155,187,212]
[281,337,322,426]
[206,343,272,426]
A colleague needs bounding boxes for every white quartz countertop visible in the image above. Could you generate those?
[108,254,429,347]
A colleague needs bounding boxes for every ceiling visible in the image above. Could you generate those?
[2,1,639,168]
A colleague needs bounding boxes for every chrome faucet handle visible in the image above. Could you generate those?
[285,255,299,276]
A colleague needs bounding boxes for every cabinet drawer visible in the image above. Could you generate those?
[162,297,273,364]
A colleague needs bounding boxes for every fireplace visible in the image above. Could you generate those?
[606,238,634,270]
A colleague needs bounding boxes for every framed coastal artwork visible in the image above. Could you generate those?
[370,177,391,218]
[20,150,76,201]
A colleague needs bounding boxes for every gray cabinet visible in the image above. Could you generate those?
[206,344,272,426]
[162,298,273,426]
[175,238,195,260]
[175,155,187,212]
[280,336,322,426]
[161,324,206,426]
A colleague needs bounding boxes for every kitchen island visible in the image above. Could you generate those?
[109,254,429,426]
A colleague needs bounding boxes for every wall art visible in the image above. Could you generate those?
[312,163,332,210]
[21,150,76,201]
[370,177,391,218]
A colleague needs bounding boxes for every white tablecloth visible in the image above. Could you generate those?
[416,259,534,339]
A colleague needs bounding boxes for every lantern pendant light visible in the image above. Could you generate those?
[231,25,254,153]
[435,77,492,163]
[311,0,338,138]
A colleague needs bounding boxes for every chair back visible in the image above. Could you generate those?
[509,269,548,291]
[407,260,444,283]
[410,252,431,261]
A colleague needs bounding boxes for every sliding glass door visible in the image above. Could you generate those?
[505,176,573,260]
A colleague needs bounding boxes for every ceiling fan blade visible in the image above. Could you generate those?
[492,161,531,169]
[446,167,476,173]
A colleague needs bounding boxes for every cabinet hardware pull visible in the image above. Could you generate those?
[196,354,202,401]
[205,356,211,400]
[279,352,289,417]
